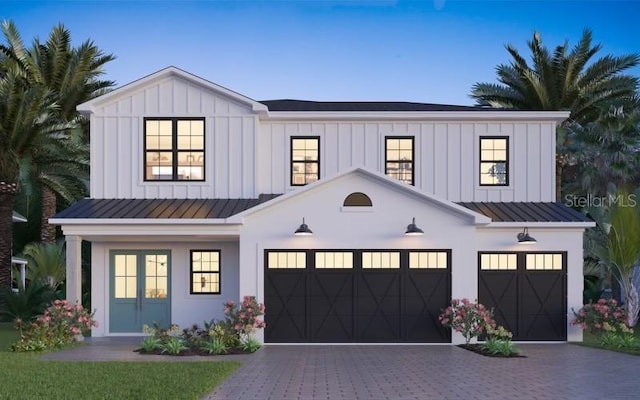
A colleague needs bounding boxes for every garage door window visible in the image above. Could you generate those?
[526,254,563,270]
[316,252,353,269]
[409,251,447,269]
[267,252,306,269]
[362,251,400,269]
[480,253,517,270]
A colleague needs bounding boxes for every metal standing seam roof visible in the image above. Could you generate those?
[54,197,591,223]
[258,100,509,112]
[457,202,592,223]
[52,195,281,219]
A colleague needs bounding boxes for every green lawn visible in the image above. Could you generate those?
[0,323,240,400]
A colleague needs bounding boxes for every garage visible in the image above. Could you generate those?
[264,249,451,343]
[478,252,567,341]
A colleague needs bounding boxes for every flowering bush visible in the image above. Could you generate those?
[12,300,97,352]
[571,298,632,334]
[224,295,266,337]
[481,325,518,356]
[439,298,496,344]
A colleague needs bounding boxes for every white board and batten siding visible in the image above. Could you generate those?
[90,75,258,199]
[258,120,557,202]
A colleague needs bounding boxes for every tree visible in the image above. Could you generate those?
[22,241,66,290]
[470,29,639,200]
[1,20,114,243]
[0,68,65,287]
[592,191,640,327]
[470,29,639,125]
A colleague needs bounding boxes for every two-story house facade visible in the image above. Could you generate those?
[52,67,593,343]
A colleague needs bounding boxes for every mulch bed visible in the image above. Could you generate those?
[458,344,526,358]
[135,348,252,356]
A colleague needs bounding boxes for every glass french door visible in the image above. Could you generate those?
[110,250,171,333]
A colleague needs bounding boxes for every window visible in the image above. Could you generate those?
[385,137,414,185]
[315,252,354,269]
[526,253,563,270]
[267,251,307,269]
[480,137,508,186]
[362,251,400,269]
[343,192,372,207]
[291,137,319,186]
[145,118,205,181]
[191,250,220,294]
[409,251,448,269]
[480,253,517,270]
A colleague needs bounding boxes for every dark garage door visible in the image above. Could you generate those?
[478,252,567,341]
[265,250,451,343]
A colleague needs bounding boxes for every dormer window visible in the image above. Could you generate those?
[291,137,319,186]
[144,118,205,181]
[385,137,414,185]
[479,137,509,186]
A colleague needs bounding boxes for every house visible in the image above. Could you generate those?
[51,66,594,344]
[11,211,28,290]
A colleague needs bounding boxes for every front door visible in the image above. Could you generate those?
[110,250,171,333]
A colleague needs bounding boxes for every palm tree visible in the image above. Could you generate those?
[0,69,65,287]
[22,241,66,290]
[1,20,115,242]
[470,29,639,124]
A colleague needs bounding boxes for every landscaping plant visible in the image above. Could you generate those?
[481,325,518,356]
[12,299,96,352]
[439,298,496,344]
[572,298,631,334]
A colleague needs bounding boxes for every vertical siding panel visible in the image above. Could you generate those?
[364,123,378,171]
[187,84,201,115]
[325,123,339,177]
[145,85,159,115]
[145,185,159,199]
[90,116,104,197]
[527,123,541,201]
[338,123,351,170]
[117,117,132,198]
[421,123,435,194]
[131,117,143,198]
[132,91,145,115]
[513,123,528,201]
[104,117,118,197]
[228,117,242,197]
[539,123,555,201]
[447,123,461,201]
[242,117,256,197]
[433,123,447,197]
[352,123,365,166]
[215,96,229,114]
[202,92,215,115]
[173,186,187,198]
[258,124,272,195]
[408,123,420,187]
[118,97,132,116]
[174,80,188,115]
[159,80,173,114]
[459,124,474,201]
[271,124,286,192]
[159,185,174,198]
[215,117,230,198]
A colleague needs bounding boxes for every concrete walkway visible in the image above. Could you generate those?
[42,340,640,400]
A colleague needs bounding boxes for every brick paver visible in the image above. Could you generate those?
[43,340,640,399]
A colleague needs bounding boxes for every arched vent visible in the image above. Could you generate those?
[343,192,373,207]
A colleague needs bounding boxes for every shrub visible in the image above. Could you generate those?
[571,298,631,334]
[240,336,261,353]
[200,337,229,355]
[481,325,518,356]
[439,298,496,344]
[0,280,58,322]
[223,296,266,338]
[599,331,639,349]
[12,299,97,352]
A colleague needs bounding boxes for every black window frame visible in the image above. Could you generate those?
[290,136,320,186]
[190,250,221,295]
[144,117,206,182]
[479,136,509,186]
[385,136,415,186]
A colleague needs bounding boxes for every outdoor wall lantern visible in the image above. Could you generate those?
[517,227,537,244]
[405,217,424,236]
[294,217,313,236]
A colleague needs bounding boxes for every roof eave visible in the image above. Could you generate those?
[261,110,571,122]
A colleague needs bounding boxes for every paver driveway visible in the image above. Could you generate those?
[206,344,640,400]
[43,340,640,399]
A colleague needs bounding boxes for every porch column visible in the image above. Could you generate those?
[65,235,82,304]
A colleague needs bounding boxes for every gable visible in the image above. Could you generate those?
[78,66,267,117]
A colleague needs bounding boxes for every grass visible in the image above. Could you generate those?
[0,323,241,400]
[578,329,640,356]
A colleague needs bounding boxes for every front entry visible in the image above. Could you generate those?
[110,250,171,333]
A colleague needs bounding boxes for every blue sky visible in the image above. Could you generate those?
[3,0,639,105]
